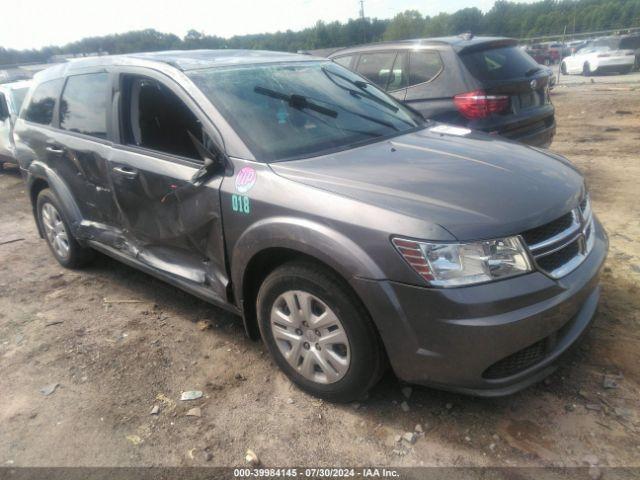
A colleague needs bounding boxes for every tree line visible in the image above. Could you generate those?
[2,0,639,66]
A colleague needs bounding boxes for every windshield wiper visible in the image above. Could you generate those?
[321,67,400,113]
[254,85,399,132]
[254,86,337,118]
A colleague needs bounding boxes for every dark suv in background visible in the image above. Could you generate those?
[328,35,556,147]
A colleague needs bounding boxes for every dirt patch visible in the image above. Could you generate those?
[0,83,639,468]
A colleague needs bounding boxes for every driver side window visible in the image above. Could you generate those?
[121,76,203,161]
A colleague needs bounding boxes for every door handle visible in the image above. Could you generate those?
[112,166,138,179]
[45,145,64,154]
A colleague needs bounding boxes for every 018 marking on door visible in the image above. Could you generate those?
[232,194,251,214]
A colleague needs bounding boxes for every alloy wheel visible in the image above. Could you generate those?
[270,290,351,384]
[41,202,70,259]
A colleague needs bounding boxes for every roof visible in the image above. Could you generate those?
[43,49,319,75]
[327,36,517,57]
[0,79,32,91]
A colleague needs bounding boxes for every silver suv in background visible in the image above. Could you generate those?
[15,51,607,401]
[0,80,31,168]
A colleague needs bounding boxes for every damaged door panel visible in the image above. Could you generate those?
[106,71,228,300]
[53,72,122,228]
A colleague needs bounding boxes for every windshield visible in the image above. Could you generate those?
[188,61,424,161]
[10,87,29,113]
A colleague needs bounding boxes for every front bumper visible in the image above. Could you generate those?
[353,217,608,396]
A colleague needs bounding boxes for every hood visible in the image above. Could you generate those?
[269,127,585,240]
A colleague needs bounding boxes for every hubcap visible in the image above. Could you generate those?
[270,290,351,384]
[41,203,70,259]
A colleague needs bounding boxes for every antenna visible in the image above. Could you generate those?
[359,0,366,42]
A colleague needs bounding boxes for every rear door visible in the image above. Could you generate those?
[403,49,451,120]
[52,71,120,227]
[107,68,228,300]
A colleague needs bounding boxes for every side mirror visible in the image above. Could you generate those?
[187,130,230,186]
[0,94,9,121]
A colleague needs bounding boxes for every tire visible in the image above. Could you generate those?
[583,62,592,76]
[256,261,385,402]
[36,188,94,269]
[560,62,567,75]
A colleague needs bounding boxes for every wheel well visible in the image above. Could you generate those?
[240,248,364,341]
[30,178,49,237]
[241,248,315,339]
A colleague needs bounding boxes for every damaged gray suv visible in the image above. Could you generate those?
[14,50,608,402]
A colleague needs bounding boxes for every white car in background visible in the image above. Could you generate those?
[561,45,635,76]
[0,80,31,168]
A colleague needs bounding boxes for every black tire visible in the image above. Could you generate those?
[560,62,567,75]
[583,62,592,76]
[256,261,385,402]
[36,188,94,269]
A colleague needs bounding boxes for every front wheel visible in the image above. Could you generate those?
[561,62,567,75]
[257,261,385,402]
[583,62,593,76]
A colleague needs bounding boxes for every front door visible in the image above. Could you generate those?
[108,71,228,300]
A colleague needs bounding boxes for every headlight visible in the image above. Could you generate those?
[392,236,532,287]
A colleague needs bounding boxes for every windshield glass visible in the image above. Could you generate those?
[188,61,424,161]
[10,87,29,113]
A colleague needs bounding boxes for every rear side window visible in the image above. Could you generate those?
[60,73,109,139]
[620,36,640,50]
[460,46,540,82]
[333,56,354,69]
[23,78,64,125]
[387,52,408,91]
[356,52,396,89]
[408,51,443,86]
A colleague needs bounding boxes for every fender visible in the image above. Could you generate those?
[231,216,386,307]
[26,160,84,239]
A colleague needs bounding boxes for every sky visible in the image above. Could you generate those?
[0,0,518,50]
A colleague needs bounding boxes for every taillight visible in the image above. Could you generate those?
[391,238,434,282]
[454,89,509,119]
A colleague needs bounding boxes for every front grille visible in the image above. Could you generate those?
[521,211,575,246]
[536,239,581,272]
[483,337,548,379]
[483,313,579,379]
[521,196,594,279]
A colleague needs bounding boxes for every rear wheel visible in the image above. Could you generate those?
[256,261,384,402]
[36,189,94,268]
[560,62,567,75]
[583,62,593,76]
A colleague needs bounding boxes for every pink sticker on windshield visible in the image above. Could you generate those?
[235,166,257,193]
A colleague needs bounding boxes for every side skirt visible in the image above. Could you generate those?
[87,240,241,316]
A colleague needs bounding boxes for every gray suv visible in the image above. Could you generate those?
[15,50,607,402]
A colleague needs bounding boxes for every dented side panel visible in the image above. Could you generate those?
[107,147,228,300]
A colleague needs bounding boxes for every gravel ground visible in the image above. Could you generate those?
[0,81,639,469]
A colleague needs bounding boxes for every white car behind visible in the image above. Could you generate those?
[561,46,635,76]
